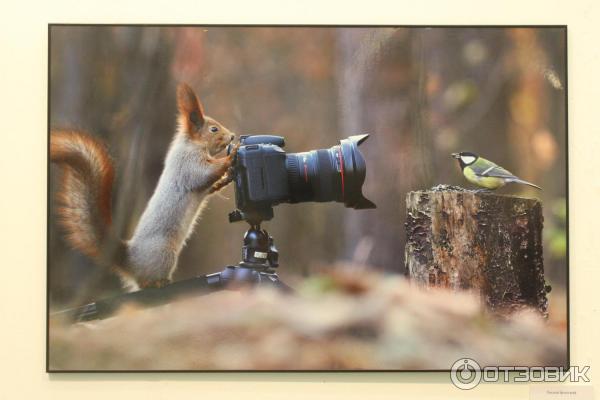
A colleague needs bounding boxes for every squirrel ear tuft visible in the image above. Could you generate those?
[177,83,205,133]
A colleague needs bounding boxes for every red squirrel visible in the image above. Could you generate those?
[50,83,239,290]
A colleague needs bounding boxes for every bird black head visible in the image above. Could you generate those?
[451,151,479,169]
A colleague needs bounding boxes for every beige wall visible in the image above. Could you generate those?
[0,0,598,398]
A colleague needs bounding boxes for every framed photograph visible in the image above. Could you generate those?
[47,25,568,372]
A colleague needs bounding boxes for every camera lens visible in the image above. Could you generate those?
[285,134,376,209]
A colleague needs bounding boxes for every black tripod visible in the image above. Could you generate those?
[53,213,290,322]
[208,222,289,290]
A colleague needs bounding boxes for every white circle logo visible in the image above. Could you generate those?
[450,358,482,390]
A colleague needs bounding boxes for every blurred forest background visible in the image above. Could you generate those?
[49,27,567,309]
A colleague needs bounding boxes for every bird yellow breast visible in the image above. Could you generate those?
[463,167,505,189]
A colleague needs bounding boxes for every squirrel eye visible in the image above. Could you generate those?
[210,126,219,133]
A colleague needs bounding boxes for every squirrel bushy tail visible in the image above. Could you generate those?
[50,130,121,261]
[50,84,237,290]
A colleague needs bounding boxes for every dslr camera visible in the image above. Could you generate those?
[227,134,376,225]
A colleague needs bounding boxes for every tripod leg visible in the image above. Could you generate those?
[258,272,294,293]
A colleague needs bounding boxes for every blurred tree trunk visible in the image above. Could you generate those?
[337,28,405,270]
[336,28,370,264]
[336,28,434,272]
[505,29,549,189]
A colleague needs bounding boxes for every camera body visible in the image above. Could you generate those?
[228,134,375,225]
[232,135,289,218]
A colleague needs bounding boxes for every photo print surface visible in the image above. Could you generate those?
[48,26,568,371]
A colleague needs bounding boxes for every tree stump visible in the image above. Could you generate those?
[405,185,549,316]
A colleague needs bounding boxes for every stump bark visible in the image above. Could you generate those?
[405,186,549,316]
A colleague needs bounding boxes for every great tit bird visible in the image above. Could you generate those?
[451,152,541,190]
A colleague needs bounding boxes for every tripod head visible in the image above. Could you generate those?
[228,203,279,273]
[217,223,280,286]
[219,207,281,286]
[239,225,279,271]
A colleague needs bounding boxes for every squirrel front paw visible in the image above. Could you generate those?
[226,142,240,162]
[209,166,235,193]
[209,143,239,193]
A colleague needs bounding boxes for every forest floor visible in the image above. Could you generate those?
[49,265,567,370]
